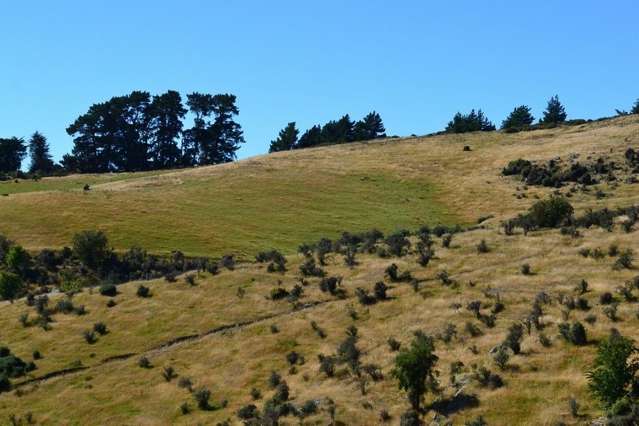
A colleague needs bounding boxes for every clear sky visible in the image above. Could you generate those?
[1,1,638,162]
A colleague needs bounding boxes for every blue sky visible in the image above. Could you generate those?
[1,1,638,162]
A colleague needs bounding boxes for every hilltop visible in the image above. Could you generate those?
[0,116,639,425]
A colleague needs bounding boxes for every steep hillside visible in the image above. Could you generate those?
[2,115,638,258]
[1,116,639,425]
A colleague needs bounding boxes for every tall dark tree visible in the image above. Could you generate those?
[27,132,55,174]
[0,137,26,174]
[540,95,567,125]
[295,125,322,149]
[184,93,245,165]
[321,114,353,144]
[353,111,386,141]
[112,91,152,171]
[66,91,152,172]
[147,90,186,168]
[632,99,639,115]
[446,109,495,133]
[501,105,535,131]
[269,122,298,153]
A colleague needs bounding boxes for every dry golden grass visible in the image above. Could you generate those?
[0,117,639,424]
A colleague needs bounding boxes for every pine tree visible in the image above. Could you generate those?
[540,95,567,125]
[295,125,322,149]
[27,132,55,174]
[631,99,639,115]
[269,122,298,153]
[446,109,495,133]
[147,90,186,169]
[501,105,535,131]
[184,93,245,165]
[353,111,386,141]
[0,137,26,174]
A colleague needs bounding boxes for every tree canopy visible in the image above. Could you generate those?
[28,132,55,174]
[540,95,567,125]
[446,109,495,133]
[65,90,244,173]
[0,137,26,174]
[269,122,299,153]
[501,105,535,131]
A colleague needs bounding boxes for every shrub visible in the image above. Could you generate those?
[179,402,190,415]
[82,330,97,344]
[193,387,211,410]
[604,304,619,322]
[220,254,235,270]
[392,332,439,411]
[99,283,117,297]
[399,409,422,426]
[269,287,289,301]
[268,371,281,388]
[138,356,152,369]
[559,321,587,345]
[388,337,401,351]
[520,263,532,275]
[587,331,638,408]
[473,366,503,389]
[527,196,574,228]
[93,322,108,335]
[178,376,193,392]
[374,281,388,300]
[385,232,411,257]
[493,346,510,370]
[162,366,177,382]
[442,234,452,248]
[318,354,336,377]
[503,323,524,354]
[465,322,482,337]
[355,288,376,306]
[272,381,289,403]
[136,285,151,298]
[385,264,412,282]
[600,292,614,305]
[237,404,259,420]
[476,239,489,254]
[0,272,24,301]
[299,257,324,277]
[614,249,634,270]
[436,270,452,286]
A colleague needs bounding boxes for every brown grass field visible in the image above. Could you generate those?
[1,116,639,425]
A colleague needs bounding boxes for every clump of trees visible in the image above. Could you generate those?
[269,111,386,153]
[64,90,244,172]
[445,109,495,134]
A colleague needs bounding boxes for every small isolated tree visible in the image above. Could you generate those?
[501,105,535,131]
[587,331,638,408]
[392,332,439,411]
[269,122,298,153]
[632,99,639,115]
[540,95,567,125]
[28,132,55,175]
[72,230,111,271]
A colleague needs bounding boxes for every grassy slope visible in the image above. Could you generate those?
[0,116,639,424]
[2,115,637,258]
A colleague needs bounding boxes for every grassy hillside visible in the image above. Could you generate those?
[2,115,638,258]
[1,116,639,425]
